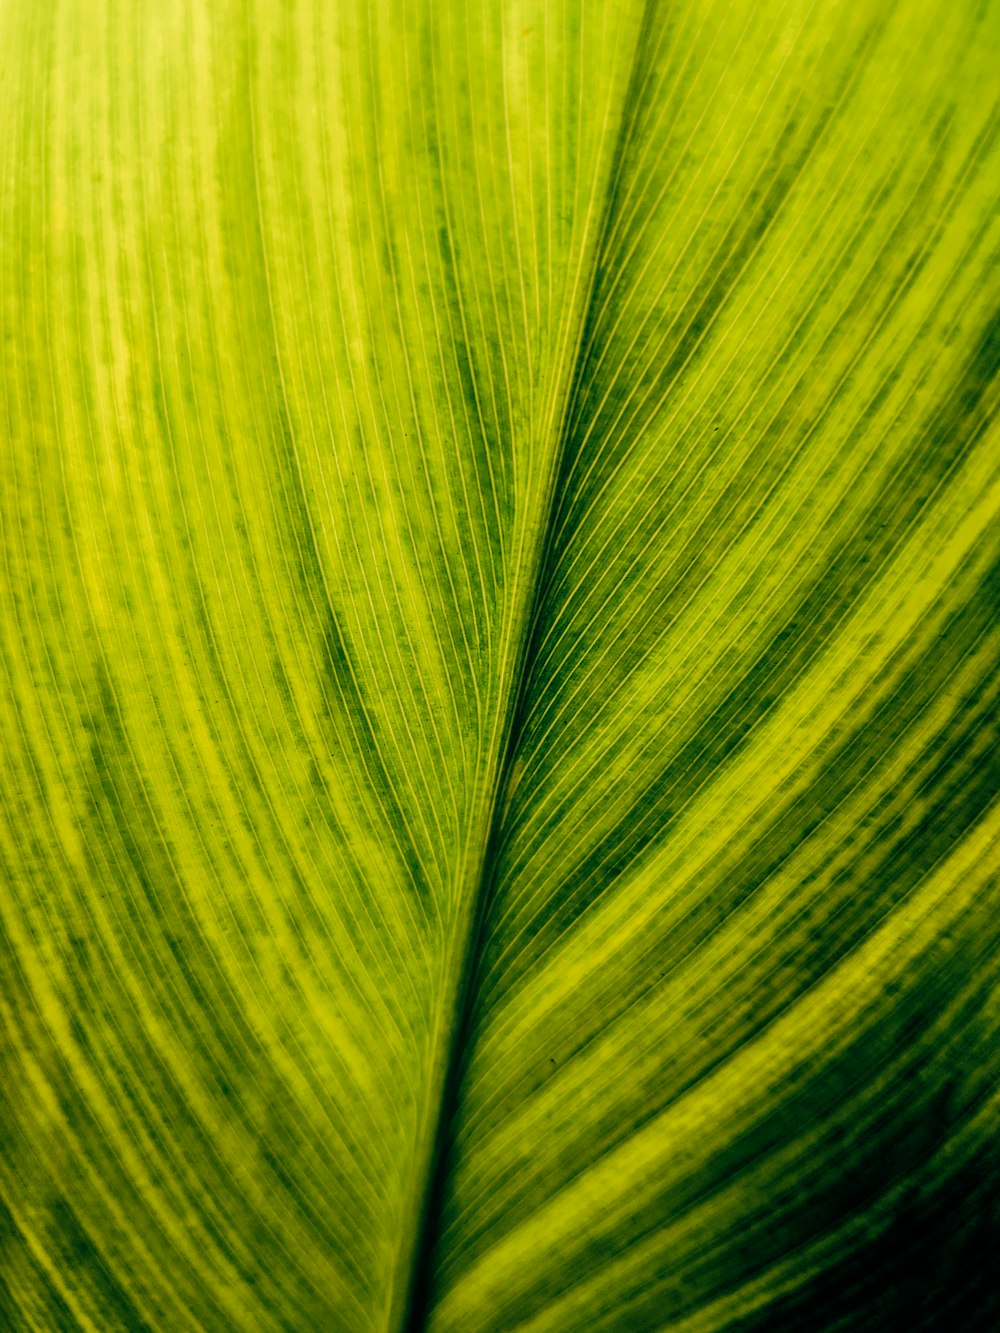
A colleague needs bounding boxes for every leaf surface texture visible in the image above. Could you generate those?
[1,1,999,1329]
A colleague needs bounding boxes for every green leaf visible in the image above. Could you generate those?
[2,1,998,1329]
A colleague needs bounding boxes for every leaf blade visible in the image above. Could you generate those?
[2,0,998,1330]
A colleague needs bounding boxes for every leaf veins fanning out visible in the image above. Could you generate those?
[1,1,999,1330]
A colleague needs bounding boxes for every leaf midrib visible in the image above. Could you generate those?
[388,14,656,1330]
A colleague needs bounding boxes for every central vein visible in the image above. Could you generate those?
[388,12,654,1328]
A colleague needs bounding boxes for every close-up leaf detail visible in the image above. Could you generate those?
[2,0,999,1329]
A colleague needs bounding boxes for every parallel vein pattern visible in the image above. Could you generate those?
[1,0,998,1331]
[424,0,1000,1328]
[1,0,643,1326]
